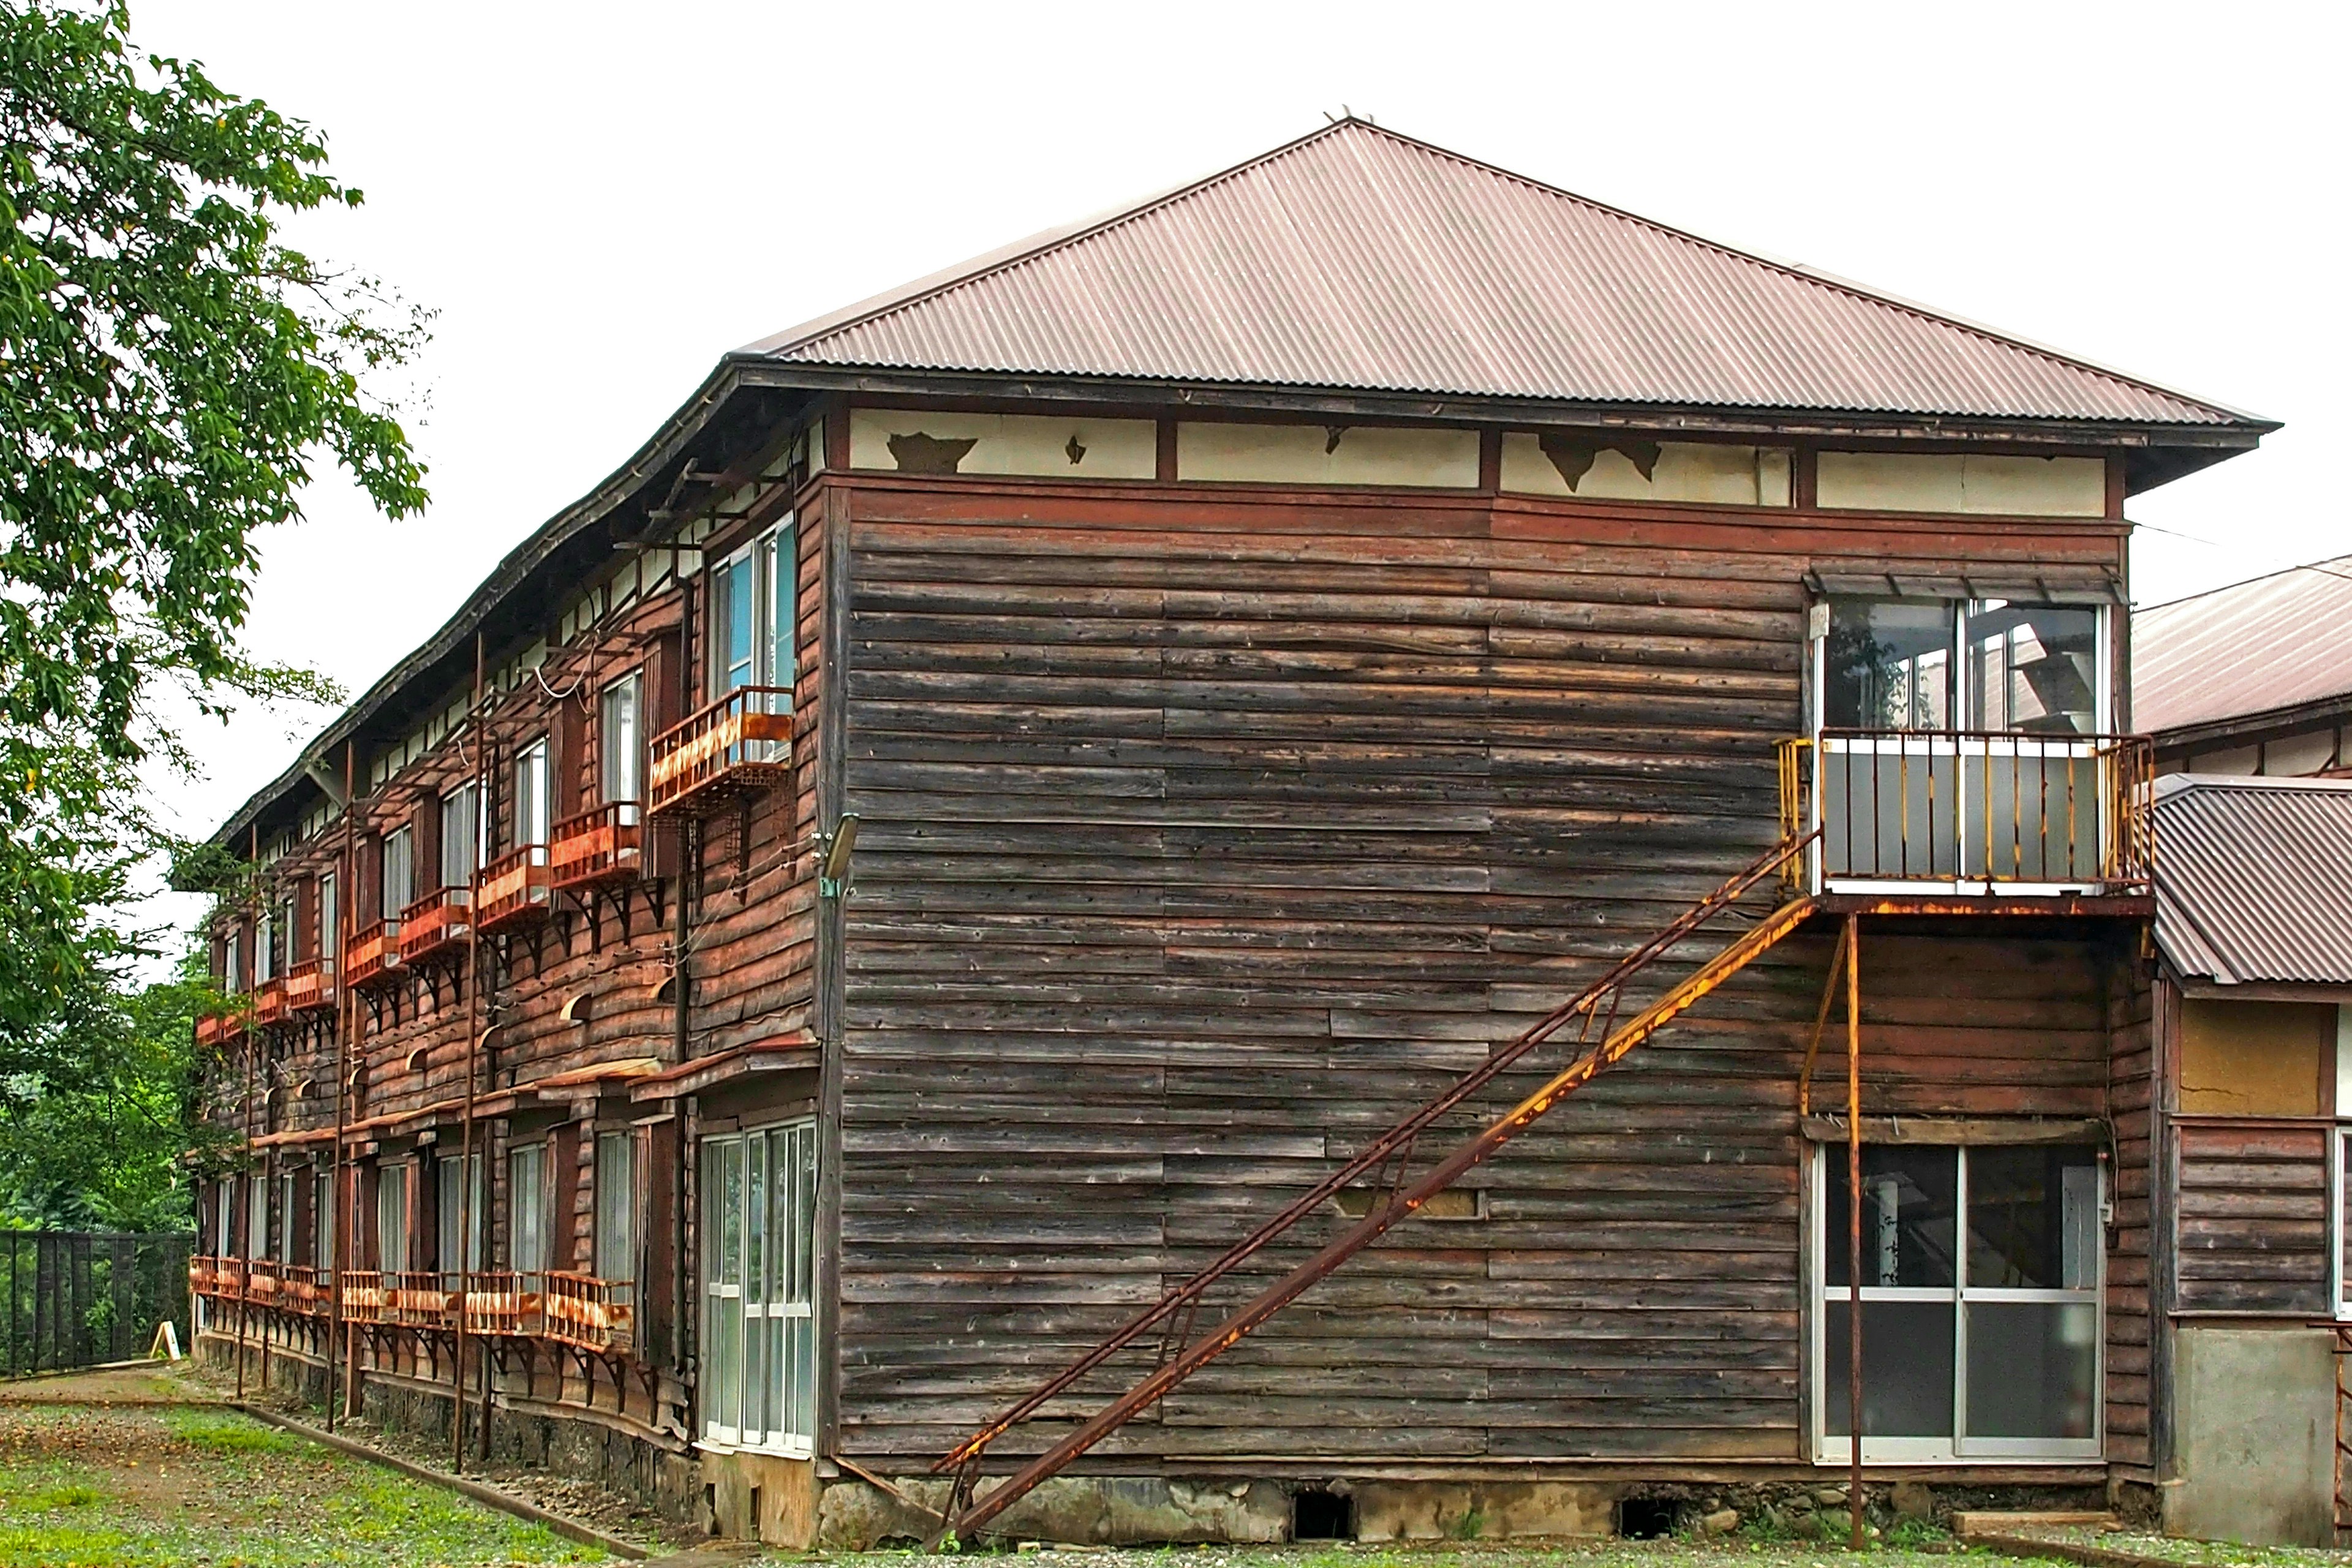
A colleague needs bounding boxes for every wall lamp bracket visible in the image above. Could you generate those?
[819,813,860,900]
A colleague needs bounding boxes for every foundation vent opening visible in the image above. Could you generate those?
[1293,1489,1355,1541]
[1618,1498,1676,1539]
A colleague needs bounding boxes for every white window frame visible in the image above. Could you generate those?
[317,1169,336,1272]
[317,873,337,967]
[699,1117,819,1457]
[594,1131,636,1283]
[513,738,551,849]
[440,782,484,888]
[709,519,797,706]
[381,826,415,919]
[600,671,643,809]
[376,1164,410,1273]
[509,1143,548,1274]
[254,902,278,984]
[437,1150,483,1282]
[246,1172,267,1261]
[1811,1143,2104,1464]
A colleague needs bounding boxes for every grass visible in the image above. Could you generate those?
[0,1400,605,1567]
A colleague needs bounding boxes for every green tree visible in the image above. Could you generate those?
[0,1,426,1212]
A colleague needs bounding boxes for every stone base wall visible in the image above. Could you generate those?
[194,1332,702,1531]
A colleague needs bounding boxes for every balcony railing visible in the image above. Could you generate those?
[549,802,642,890]
[461,1270,544,1336]
[543,1270,635,1355]
[385,1270,458,1330]
[194,1012,235,1048]
[252,978,288,1028]
[396,887,471,966]
[342,1270,387,1325]
[1787,729,2154,894]
[281,1264,333,1316]
[347,919,404,989]
[284,957,336,1015]
[647,685,793,817]
[477,843,551,931]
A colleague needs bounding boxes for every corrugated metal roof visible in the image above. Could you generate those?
[752,120,2256,427]
[2153,774,2352,985]
[2135,557,2352,737]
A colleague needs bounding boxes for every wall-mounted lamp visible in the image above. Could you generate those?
[820,813,861,900]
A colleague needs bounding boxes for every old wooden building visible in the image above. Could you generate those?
[189,121,2277,1547]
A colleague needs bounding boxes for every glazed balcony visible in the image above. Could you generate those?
[346,919,404,989]
[647,685,793,818]
[477,843,551,931]
[549,802,641,890]
[1781,729,2155,906]
[396,886,471,966]
[284,957,336,1016]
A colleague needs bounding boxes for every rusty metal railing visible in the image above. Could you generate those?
[1800,729,2153,889]
[283,957,336,1015]
[346,919,404,989]
[543,1271,634,1355]
[930,829,1822,1542]
[647,685,793,817]
[460,1270,544,1336]
[396,887,471,967]
[549,802,642,889]
[477,844,551,931]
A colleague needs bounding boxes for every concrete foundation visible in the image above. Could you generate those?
[2167,1324,2335,1547]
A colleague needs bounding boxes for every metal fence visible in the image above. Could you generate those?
[0,1232,194,1376]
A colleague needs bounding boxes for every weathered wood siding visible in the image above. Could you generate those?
[2172,1118,2331,1316]
[826,474,2139,1467]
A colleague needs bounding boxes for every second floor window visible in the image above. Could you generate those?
[513,739,550,848]
[317,873,337,964]
[601,672,642,805]
[1822,597,2105,735]
[440,782,481,889]
[709,521,797,703]
[381,825,414,919]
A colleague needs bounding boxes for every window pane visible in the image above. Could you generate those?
[1825,1146,1959,1287]
[318,875,337,963]
[595,1133,635,1281]
[715,548,755,692]
[1825,599,1953,731]
[1966,601,2099,735]
[440,784,480,887]
[515,741,549,847]
[383,828,413,917]
[601,674,642,804]
[1823,1299,1956,1437]
[1965,1145,2101,1290]
[1965,1300,2097,1439]
[510,1145,545,1273]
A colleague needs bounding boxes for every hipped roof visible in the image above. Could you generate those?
[753,119,2262,429]
[2153,775,2352,987]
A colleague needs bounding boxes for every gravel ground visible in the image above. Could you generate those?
[1988,1524,2352,1568]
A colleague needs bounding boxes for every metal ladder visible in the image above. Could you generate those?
[925,829,1823,1544]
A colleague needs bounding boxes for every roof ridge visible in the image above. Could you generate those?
[754,118,1367,359]
[761,117,2256,425]
[1310,123,2252,424]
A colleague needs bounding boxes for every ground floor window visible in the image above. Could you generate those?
[509,1144,546,1273]
[1812,1142,2102,1461]
[700,1118,817,1454]
[376,1164,409,1273]
[437,1152,483,1283]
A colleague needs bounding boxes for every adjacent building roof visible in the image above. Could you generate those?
[751,119,2262,430]
[2153,774,2352,986]
[2134,556,2352,741]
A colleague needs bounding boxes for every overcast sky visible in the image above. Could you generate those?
[132,0,2347,918]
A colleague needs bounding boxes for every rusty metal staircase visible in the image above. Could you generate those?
[925,829,1823,1544]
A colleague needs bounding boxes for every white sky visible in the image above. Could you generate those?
[132,0,2349,924]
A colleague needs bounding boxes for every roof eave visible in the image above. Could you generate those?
[211,357,788,852]
[733,356,2275,455]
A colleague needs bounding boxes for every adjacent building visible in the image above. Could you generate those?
[187,121,2278,1547]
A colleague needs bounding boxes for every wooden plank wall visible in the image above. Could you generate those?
[2171,1118,2331,1315]
[826,475,2137,1468]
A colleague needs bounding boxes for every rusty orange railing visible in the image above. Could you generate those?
[1794,729,2154,891]
[461,1270,545,1336]
[477,844,551,931]
[549,802,642,890]
[252,978,288,1028]
[543,1271,634,1355]
[396,888,470,966]
[647,686,793,816]
[284,957,336,1016]
[346,919,404,988]
[341,1270,387,1325]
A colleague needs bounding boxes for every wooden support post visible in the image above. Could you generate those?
[1845,913,1863,1551]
